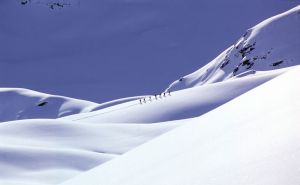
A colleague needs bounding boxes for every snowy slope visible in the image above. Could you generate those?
[1,5,298,124]
[0,119,182,185]
[166,5,300,91]
[61,65,300,185]
[0,66,295,185]
[62,67,289,123]
[0,88,98,122]
[0,68,291,123]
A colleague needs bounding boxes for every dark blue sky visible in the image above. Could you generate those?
[0,0,298,102]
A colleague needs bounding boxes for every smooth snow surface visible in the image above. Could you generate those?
[61,66,300,185]
[0,88,98,122]
[166,5,300,91]
[0,119,181,185]
[0,67,292,185]
[62,68,289,123]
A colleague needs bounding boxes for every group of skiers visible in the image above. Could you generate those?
[139,91,171,104]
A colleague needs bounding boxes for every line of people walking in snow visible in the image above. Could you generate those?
[139,91,171,104]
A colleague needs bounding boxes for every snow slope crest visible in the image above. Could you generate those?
[0,88,98,122]
[166,5,300,91]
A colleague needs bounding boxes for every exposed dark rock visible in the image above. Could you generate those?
[246,63,254,69]
[20,0,30,5]
[233,67,239,75]
[261,55,267,60]
[220,59,230,69]
[271,60,284,66]
[37,102,48,107]
[239,42,256,58]
[242,59,251,66]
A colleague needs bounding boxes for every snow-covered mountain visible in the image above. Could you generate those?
[166,5,300,91]
[2,5,299,123]
[0,5,299,185]
[0,0,297,102]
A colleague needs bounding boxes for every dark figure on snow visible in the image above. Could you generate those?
[139,99,142,104]
[163,92,166,97]
[149,96,152,101]
[154,94,158,100]
[143,98,146,103]
[159,93,162,98]
[168,90,171,96]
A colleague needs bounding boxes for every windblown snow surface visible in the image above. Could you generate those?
[0,5,299,185]
[61,64,300,185]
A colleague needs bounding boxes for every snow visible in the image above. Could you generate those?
[0,88,151,122]
[166,5,300,92]
[0,5,299,185]
[89,96,150,111]
[0,88,98,122]
[61,67,289,123]
[0,119,181,185]
[0,1,297,102]
[60,65,300,185]
[0,65,296,185]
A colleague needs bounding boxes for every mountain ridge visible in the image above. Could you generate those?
[166,5,300,92]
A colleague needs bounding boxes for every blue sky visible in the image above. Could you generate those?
[0,0,299,102]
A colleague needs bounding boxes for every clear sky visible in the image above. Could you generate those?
[0,0,299,102]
